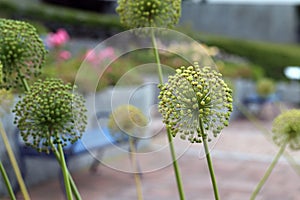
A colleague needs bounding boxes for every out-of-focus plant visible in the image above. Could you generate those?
[108,104,148,200]
[0,18,47,90]
[250,109,300,199]
[256,78,276,98]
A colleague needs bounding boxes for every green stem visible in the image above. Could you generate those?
[20,78,30,92]
[57,143,73,200]
[0,121,31,200]
[129,137,143,200]
[199,120,220,200]
[250,141,287,200]
[0,160,16,200]
[167,129,186,200]
[49,141,81,200]
[151,28,186,200]
[151,28,163,84]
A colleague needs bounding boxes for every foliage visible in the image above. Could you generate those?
[0,0,123,31]
[195,33,300,80]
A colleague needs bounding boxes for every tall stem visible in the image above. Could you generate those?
[0,121,30,200]
[250,141,287,200]
[0,160,16,200]
[199,120,220,200]
[150,29,163,84]
[49,141,81,200]
[129,138,143,200]
[57,143,73,200]
[151,28,186,200]
[167,128,186,200]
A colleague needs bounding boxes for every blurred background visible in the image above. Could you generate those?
[1,0,300,199]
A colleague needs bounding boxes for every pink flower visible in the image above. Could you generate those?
[85,47,116,69]
[85,49,98,65]
[58,50,71,60]
[46,28,70,48]
[98,47,116,61]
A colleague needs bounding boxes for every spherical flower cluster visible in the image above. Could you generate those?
[272,109,300,150]
[108,105,148,141]
[256,78,275,97]
[0,19,46,89]
[13,78,87,153]
[158,62,233,143]
[116,0,181,30]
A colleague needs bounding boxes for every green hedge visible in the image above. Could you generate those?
[193,33,300,80]
[0,0,124,30]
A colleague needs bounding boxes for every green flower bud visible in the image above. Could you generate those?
[13,78,87,153]
[272,109,300,150]
[116,0,181,30]
[108,104,148,141]
[158,62,233,143]
[0,19,47,90]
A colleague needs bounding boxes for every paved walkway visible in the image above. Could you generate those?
[7,118,300,200]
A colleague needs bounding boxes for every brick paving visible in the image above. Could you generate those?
[6,119,300,200]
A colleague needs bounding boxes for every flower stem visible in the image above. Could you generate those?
[0,160,16,200]
[57,143,73,200]
[0,121,31,200]
[199,120,220,200]
[150,28,163,84]
[49,141,81,200]
[20,77,30,92]
[151,28,186,200]
[250,141,287,200]
[129,137,143,200]
[167,128,186,200]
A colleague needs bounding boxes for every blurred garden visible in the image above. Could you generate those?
[1,0,300,200]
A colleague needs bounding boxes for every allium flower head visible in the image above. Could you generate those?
[13,78,87,153]
[158,62,233,143]
[108,105,148,141]
[256,78,275,97]
[272,109,300,150]
[0,19,47,89]
[116,0,181,30]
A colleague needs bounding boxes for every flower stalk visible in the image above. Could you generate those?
[0,121,30,200]
[129,138,143,200]
[151,29,186,200]
[250,140,287,200]
[0,160,16,200]
[199,119,219,200]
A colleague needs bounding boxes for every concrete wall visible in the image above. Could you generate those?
[180,2,299,43]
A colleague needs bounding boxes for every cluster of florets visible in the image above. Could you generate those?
[13,78,87,153]
[158,62,233,143]
[0,19,46,89]
[272,109,300,150]
[108,104,148,141]
[116,0,181,30]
